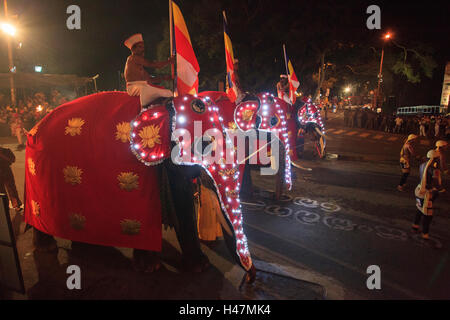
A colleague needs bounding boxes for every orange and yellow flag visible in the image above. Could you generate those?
[172,1,200,95]
[223,11,237,102]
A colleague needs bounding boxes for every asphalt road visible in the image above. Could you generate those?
[244,114,450,299]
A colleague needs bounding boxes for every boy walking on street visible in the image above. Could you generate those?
[412,150,441,240]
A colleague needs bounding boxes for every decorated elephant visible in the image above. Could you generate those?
[24,91,255,278]
[295,97,327,159]
[198,91,298,197]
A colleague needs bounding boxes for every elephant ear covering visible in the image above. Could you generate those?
[25,92,163,252]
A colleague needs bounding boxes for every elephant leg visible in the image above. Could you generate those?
[240,163,253,201]
[132,249,162,273]
[164,162,210,273]
[33,227,58,253]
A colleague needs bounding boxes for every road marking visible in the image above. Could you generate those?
[244,222,427,299]
[373,135,383,140]
[345,131,358,136]
[387,137,398,141]
[333,130,346,135]
[359,133,370,138]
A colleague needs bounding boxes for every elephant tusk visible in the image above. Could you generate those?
[216,209,233,236]
[291,160,313,171]
[315,127,326,138]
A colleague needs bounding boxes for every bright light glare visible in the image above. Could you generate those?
[384,33,392,40]
[178,115,186,124]
[1,23,16,36]
[344,87,351,93]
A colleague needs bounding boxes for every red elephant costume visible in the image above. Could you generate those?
[199,91,297,190]
[25,92,164,251]
[25,91,253,272]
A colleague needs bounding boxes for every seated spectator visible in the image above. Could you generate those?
[0,146,23,212]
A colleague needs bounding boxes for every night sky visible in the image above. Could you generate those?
[1,0,449,104]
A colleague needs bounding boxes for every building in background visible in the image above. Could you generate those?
[440,62,450,110]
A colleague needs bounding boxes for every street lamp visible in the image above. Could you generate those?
[344,86,351,94]
[373,32,392,109]
[2,0,17,106]
[1,22,15,36]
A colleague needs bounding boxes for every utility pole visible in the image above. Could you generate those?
[373,33,392,110]
[375,46,385,109]
[3,0,16,106]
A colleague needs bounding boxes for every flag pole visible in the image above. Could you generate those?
[169,0,176,96]
[223,10,227,26]
[283,44,289,77]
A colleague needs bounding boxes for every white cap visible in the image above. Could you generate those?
[427,149,440,159]
[124,33,144,50]
[280,74,288,79]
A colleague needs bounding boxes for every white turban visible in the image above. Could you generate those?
[124,33,144,50]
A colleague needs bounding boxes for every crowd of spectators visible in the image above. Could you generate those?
[344,107,450,139]
[0,90,70,150]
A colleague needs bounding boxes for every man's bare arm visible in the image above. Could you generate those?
[151,75,173,84]
[135,55,175,69]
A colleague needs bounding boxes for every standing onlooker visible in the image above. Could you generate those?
[380,114,387,132]
[419,117,427,137]
[344,108,349,127]
[434,140,448,192]
[0,147,23,212]
[9,112,25,151]
[394,116,403,134]
[398,134,419,191]
[446,118,450,139]
[348,109,355,128]
[434,117,441,138]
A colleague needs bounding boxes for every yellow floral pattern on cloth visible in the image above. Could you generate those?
[228,122,238,131]
[28,124,39,137]
[32,201,40,216]
[65,118,86,136]
[28,158,36,176]
[117,172,139,191]
[226,189,239,199]
[115,122,131,143]
[69,214,86,230]
[120,219,142,235]
[138,125,162,149]
[63,166,83,185]
[242,110,254,122]
[219,168,237,177]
